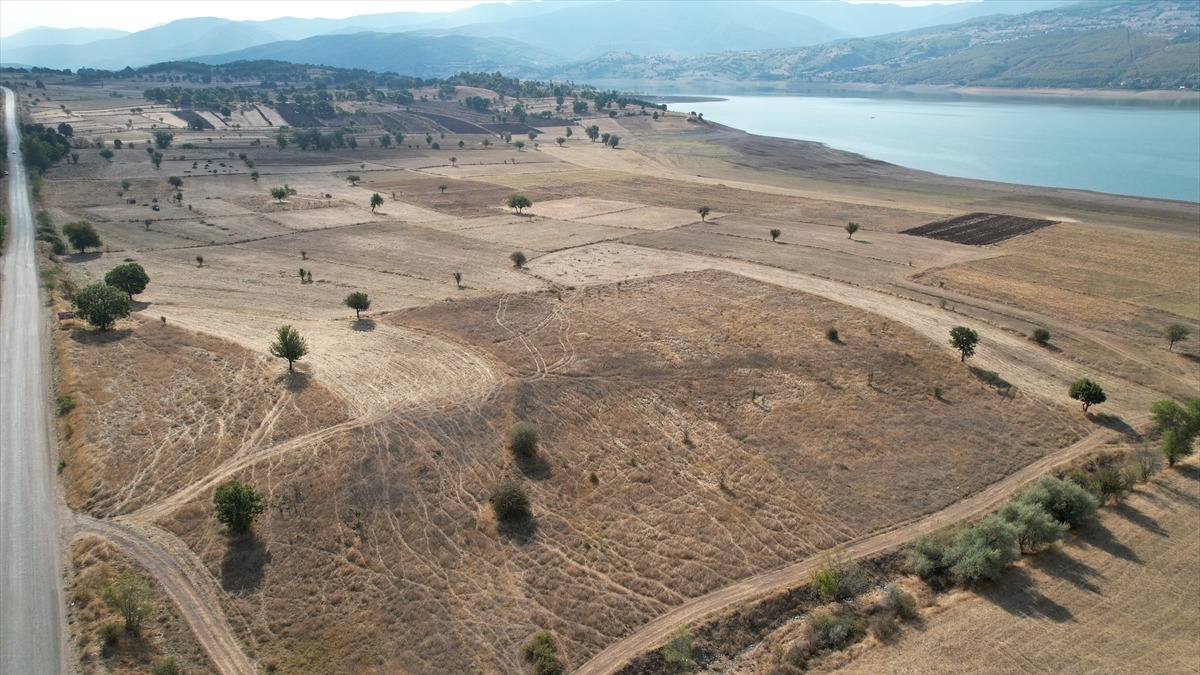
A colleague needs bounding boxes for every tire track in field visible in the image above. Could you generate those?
[572,414,1149,675]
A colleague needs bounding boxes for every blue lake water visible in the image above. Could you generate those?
[665,95,1200,202]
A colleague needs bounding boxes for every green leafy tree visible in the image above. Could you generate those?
[344,291,370,319]
[100,572,153,634]
[151,152,163,169]
[73,282,131,330]
[1165,323,1190,351]
[213,479,265,535]
[270,186,289,202]
[269,324,309,372]
[514,140,525,151]
[438,184,448,194]
[770,228,781,242]
[489,479,530,522]
[481,138,493,149]
[167,175,183,188]
[507,194,532,214]
[195,255,204,267]
[510,251,527,268]
[379,133,392,148]
[153,130,173,149]
[449,156,457,166]
[846,221,860,239]
[1150,398,1200,466]
[453,271,462,288]
[949,326,979,362]
[996,500,1067,552]
[555,136,566,146]
[98,148,113,161]
[1068,377,1106,412]
[347,174,360,185]
[585,125,600,142]
[1031,327,1051,344]
[370,193,383,211]
[1017,476,1098,528]
[605,134,620,149]
[697,206,711,221]
[104,262,149,301]
[457,140,465,149]
[63,221,102,253]
[906,532,951,579]
[250,170,259,182]
[522,630,563,675]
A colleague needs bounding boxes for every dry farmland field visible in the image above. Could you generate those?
[12,78,1199,674]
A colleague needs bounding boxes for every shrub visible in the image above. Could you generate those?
[906,533,950,579]
[508,423,538,458]
[996,499,1066,553]
[944,514,1019,585]
[100,572,153,633]
[1125,447,1161,483]
[523,630,563,675]
[805,611,865,652]
[56,393,75,416]
[489,479,529,522]
[98,621,120,648]
[660,625,695,670]
[1090,466,1130,504]
[213,479,265,535]
[884,583,918,620]
[867,613,899,641]
[151,658,180,675]
[510,251,527,268]
[1031,327,1051,344]
[811,552,868,601]
[1017,476,1098,528]
[825,326,839,342]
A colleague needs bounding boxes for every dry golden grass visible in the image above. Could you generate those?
[151,271,1085,673]
[833,462,1200,675]
[57,318,349,516]
[35,84,1197,675]
[65,536,214,675]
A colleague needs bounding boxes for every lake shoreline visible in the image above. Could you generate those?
[606,80,1200,107]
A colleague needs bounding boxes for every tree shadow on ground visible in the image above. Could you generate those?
[1028,547,1105,594]
[1157,464,1200,508]
[276,370,310,393]
[1072,518,1142,564]
[65,251,103,264]
[221,532,271,592]
[514,452,552,481]
[497,514,538,545]
[69,327,132,345]
[351,318,375,332]
[979,567,1074,622]
[1109,500,1168,537]
[1085,412,1138,437]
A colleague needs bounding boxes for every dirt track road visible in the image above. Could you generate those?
[67,514,256,675]
[0,86,69,675]
[572,414,1148,675]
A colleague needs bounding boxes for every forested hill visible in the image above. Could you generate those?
[542,1,1200,90]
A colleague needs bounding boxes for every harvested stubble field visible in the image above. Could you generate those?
[33,80,1197,674]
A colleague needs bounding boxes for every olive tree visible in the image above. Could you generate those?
[510,251,527,268]
[1016,476,1097,528]
[1068,377,1106,412]
[103,262,149,301]
[268,324,309,372]
[370,193,383,211]
[949,326,979,362]
[63,221,101,253]
[846,221,860,239]
[507,194,532,214]
[213,479,265,535]
[1150,397,1200,466]
[73,282,131,330]
[697,206,711,222]
[1165,323,1190,351]
[344,291,370,319]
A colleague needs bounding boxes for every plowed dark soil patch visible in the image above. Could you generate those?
[902,213,1057,246]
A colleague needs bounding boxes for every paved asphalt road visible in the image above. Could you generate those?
[0,86,68,674]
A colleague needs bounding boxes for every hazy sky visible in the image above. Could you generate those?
[0,0,967,39]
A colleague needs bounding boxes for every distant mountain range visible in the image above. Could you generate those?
[1,0,1196,91]
[1,0,1070,71]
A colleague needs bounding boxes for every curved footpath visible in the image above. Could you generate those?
[0,86,69,675]
[573,414,1149,675]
